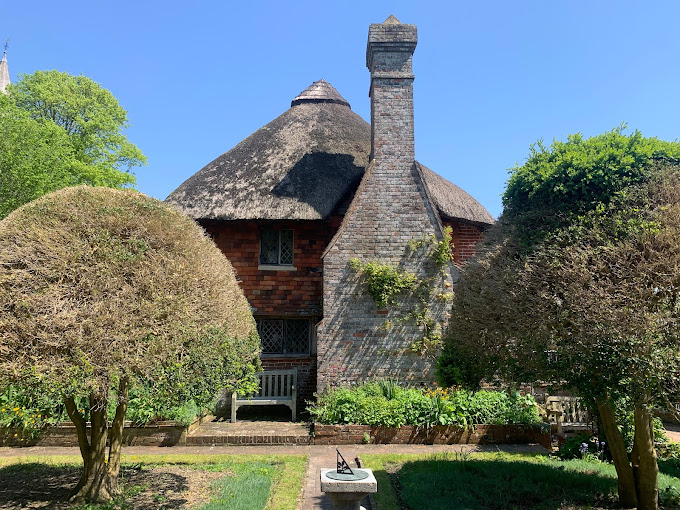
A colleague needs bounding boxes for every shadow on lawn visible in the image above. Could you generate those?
[0,463,191,509]
[385,458,619,510]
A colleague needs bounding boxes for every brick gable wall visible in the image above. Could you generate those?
[444,220,487,264]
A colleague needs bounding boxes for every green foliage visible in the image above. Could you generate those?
[8,70,146,174]
[436,340,486,390]
[0,71,144,218]
[442,128,680,508]
[407,226,454,267]
[0,94,84,218]
[350,226,454,357]
[0,382,212,429]
[554,434,606,461]
[308,381,542,428]
[349,258,417,308]
[616,409,668,453]
[503,125,680,249]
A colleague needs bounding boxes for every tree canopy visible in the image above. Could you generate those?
[439,127,680,509]
[0,71,144,218]
[0,186,260,502]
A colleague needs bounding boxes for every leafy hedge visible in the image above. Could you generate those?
[308,381,542,428]
[0,383,208,433]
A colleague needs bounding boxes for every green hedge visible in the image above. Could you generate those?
[0,383,207,432]
[308,381,542,428]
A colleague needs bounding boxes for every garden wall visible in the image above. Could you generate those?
[0,414,210,448]
[313,423,551,450]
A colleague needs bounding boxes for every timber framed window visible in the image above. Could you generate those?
[256,318,310,355]
[259,229,294,266]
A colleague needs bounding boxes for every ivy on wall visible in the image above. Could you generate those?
[349,227,455,358]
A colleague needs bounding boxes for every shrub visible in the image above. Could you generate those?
[309,381,542,428]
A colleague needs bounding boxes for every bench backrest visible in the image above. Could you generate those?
[255,369,297,399]
[545,396,590,425]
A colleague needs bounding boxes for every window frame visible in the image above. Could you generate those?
[256,317,313,356]
[259,229,294,267]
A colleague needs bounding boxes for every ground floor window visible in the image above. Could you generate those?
[256,318,311,355]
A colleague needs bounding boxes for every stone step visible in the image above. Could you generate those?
[186,434,312,446]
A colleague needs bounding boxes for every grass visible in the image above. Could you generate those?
[0,453,306,510]
[362,451,680,510]
[197,461,274,510]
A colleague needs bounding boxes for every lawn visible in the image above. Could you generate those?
[0,454,306,509]
[362,451,680,510]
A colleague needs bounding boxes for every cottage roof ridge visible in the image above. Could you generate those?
[291,79,350,108]
[166,81,494,225]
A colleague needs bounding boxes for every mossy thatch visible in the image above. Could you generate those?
[166,81,494,226]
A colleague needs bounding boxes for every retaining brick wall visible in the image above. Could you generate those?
[0,416,210,447]
[313,423,551,449]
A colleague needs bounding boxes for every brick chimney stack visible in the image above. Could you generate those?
[366,14,417,164]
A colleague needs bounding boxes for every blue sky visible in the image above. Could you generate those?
[3,1,679,218]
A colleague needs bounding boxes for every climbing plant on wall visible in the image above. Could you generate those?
[349,227,455,358]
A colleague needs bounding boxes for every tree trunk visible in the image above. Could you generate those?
[633,405,659,510]
[596,397,638,508]
[68,391,118,503]
[64,396,91,494]
[107,377,129,484]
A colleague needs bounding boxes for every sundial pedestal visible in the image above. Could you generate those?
[320,468,377,510]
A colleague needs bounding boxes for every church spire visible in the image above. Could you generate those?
[0,40,10,95]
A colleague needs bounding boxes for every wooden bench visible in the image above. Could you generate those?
[231,369,297,423]
[545,396,593,436]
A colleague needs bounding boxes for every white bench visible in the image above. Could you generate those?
[545,396,592,436]
[231,369,297,423]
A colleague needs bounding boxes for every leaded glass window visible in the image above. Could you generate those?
[257,318,310,355]
[259,229,294,266]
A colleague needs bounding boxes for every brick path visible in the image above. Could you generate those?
[0,442,549,509]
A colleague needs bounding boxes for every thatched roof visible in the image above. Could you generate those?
[167,80,493,225]
[418,163,495,225]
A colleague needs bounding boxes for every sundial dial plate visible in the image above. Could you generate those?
[325,469,370,481]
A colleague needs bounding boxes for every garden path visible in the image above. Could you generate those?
[0,443,549,509]
[664,422,680,443]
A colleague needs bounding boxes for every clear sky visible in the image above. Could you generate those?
[3,1,679,218]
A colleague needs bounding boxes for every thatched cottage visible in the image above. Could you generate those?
[167,15,494,413]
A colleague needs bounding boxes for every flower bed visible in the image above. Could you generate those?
[309,381,543,428]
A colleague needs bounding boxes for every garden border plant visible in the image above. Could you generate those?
[308,380,542,429]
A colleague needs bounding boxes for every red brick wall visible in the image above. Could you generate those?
[201,218,341,316]
[444,220,487,264]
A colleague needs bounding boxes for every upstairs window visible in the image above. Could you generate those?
[256,318,310,355]
[260,229,294,266]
